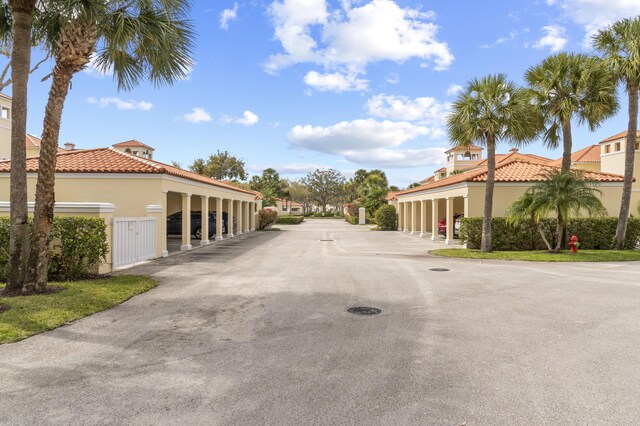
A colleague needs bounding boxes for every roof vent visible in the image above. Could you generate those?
[509,147,519,153]
[64,142,76,151]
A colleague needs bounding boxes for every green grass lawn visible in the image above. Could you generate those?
[0,275,156,344]
[430,249,640,262]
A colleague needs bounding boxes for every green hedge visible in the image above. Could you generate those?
[275,216,304,224]
[460,217,640,250]
[313,212,335,217]
[375,205,397,230]
[0,216,109,282]
[344,214,375,225]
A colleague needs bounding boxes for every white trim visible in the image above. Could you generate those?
[146,204,163,213]
[161,174,256,199]
[0,201,115,213]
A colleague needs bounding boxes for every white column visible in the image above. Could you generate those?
[236,200,243,235]
[397,202,404,231]
[160,190,168,257]
[445,197,454,245]
[250,202,256,232]
[200,195,210,246]
[420,200,427,238]
[228,199,234,238]
[411,201,418,235]
[431,199,438,241]
[244,202,250,233]
[181,193,192,251]
[216,197,224,241]
[403,201,409,232]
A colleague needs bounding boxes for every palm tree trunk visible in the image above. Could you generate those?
[615,83,638,250]
[554,209,564,252]
[5,0,36,295]
[25,68,73,291]
[537,223,553,252]
[481,137,496,252]
[561,119,573,174]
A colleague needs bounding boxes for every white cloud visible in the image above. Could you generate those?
[386,73,400,84]
[365,94,450,125]
[266,0,454,89]
[222,110,260,126]
[304,70,368,92]
[220,3,238,30]
[82,54,112,78]
[546,0,640,44]
[288,118,445,167]
[481,30,519,49]
[446,84,463,96]
[86,97,153,111]
[534,25,568,52]
[183,107,212,123]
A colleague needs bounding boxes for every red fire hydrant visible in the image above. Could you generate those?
[569,235,580,254]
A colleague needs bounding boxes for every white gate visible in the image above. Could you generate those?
[112,217,157,268]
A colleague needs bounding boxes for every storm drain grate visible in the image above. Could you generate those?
[319,239,335,242]
[347,306,382,316]
[429,268,450,272]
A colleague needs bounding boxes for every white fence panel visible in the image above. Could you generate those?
[113,217,157,268]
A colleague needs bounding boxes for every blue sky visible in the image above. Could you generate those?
[7,0,640,187]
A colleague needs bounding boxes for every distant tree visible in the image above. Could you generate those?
[389,185,400,192]
[171,161,183,169]
[359,173,388,216]
[345,169,389,202]
[188,150,247,181]
[407,182,422,189]
[594,17,640,249]
[507,170,607,252]
[288,180,313,214]
[250,168,287,206]
[303,169,346,213]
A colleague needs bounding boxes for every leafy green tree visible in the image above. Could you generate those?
[507,170,607,252]
[19,0,194,293]
[288,180,313,214]
[594,17,640,249]
[406,182,422,189]
[189,150,247,181]
[447,74,543,252]
[389,185,400,192]
[526,53,618,173]
[249,168,287,205]
[359,173,388,216]
[303,169,345,213]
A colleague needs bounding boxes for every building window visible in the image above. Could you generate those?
[605,145,611,154]
[615,142,621,151]
[1,107,9,120]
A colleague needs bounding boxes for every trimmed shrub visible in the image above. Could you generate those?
[375,205,397,230]
[257,209,278,230]
[313,212,335,217]
[275,216,304,225]
[0,216,109,282]
[460,217,640,250]
[345,202,360,217]
[345,214,359,225]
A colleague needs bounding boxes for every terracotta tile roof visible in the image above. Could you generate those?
[475,151,552,167]
[444,144,483,154]
[25,134,69,154]
[419,176,435,184]
[397,155,625,196]
[385,191,398,201]
[434,167,446,173]
[550,145,601,166]
[599,130,640,144]
[112,139,155,150]
[0,148,256,195]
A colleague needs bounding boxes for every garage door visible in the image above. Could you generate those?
[112,217,157,268]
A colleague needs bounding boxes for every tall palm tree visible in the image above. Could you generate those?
[594,17,640,250]
[447,74,543,252]
[525,53,618,174]
[2,0,37,295]
[25,0,194,292]
[507,169,607,252]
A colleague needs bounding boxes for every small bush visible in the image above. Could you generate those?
[313,212,335,217]
[257,209,278,230]
[0,216,109,282]
[375,205,397,230]
[345,202,360,217]
[275,216,304,225]
[345,214,359,225]
[460,217,640,250]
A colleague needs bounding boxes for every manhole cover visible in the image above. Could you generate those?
[347,306,382,315]
[429,268,450,272]
[319,239,334,242]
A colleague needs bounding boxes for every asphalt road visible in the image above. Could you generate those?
[2,219,640,425]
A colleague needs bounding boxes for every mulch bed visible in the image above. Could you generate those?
[0,304,11,313]
[1,286,65,298]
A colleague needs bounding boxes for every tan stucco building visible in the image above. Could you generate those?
[395,138,634,244]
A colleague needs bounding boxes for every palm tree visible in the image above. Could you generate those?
[25,0,194,292]
[507,170,607,252]
[525,53,618,174]
[447,74,543,252]
[3,0,37,294]
[594,17,640,250]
